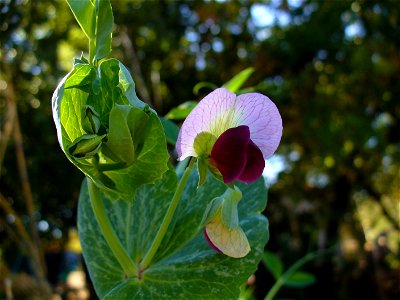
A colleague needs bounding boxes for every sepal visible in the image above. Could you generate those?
[197,157,208,187]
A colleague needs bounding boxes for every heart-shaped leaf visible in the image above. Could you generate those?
[78,170,269,299]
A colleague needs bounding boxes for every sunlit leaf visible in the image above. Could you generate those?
[52,59,169,201]
[66,0,95,40]
[165,101,197,120]
[67,0,113,61]
[64,64,96,89]
[94,0,113,60]
[223,68,255,93]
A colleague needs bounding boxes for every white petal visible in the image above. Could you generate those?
[234,93,282,159]
[176,88,237,160]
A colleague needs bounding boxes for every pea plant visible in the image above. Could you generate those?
[52,1,282,299]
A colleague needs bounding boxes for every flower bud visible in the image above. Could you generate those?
[82,105,101,134]
[68,134,106,159]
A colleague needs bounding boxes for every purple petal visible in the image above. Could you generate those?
[204,228,222,253]
[176,88,237,160]
[237,140,265,183]
[210,126,250,183]
[234,93,283,159]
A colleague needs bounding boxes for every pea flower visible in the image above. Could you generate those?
[176,88,282,184]
[201,187,250,258]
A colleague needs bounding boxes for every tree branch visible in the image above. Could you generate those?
[0,56,17,175]
[118,25,153,107]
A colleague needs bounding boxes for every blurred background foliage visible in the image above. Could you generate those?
[0,0,399,299]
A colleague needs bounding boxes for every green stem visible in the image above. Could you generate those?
[88,178,137,277]
[89,38,95,64]
[140,158,196,270]
[265,248,333,300]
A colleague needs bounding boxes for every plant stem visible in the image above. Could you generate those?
[264,248,333,300]
[89,38,95,64]
[88,178,137,277]
[140,158,196,270]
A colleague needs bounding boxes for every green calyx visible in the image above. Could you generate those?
[194,131,236,187]
[202,186,242,228]
[194,132,223,187]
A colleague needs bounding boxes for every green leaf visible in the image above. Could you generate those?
[101,106,136,165]
[78,170,269,299]
[165,101,197,120]
[118,61,142,106]
[52,59,169,200]
[262,251,284,279]
[64,64,96,89]
[223,68,255,93]
[67,0,113,62]
[94,0,113,61]
[160,117,179,145]
[66,0,95,40]
[283,271,316,288]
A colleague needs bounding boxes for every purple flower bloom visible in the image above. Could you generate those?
[176,88,282,183]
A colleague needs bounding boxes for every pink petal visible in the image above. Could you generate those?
[237,140,265,183]
[210,126,250,183]
[234,93,282,159]
[176,88,237,160]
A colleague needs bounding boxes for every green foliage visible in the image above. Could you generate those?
[263,251,315,289]
[263,251,284,279]
[159,117,179,145]
[263,249,330,300]
[66,0,113,61]
[166,68,256,122]
[66,1,95,40]
[1,0,399,299]
[165,101,197,120]
[52,58,169,200]
[284,271,316,288]
[222,67,254,93]
[78,171,268,299]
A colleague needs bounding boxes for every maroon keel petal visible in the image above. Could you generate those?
[204,228,222,253]
[238,140,265,183]
[210,125,250,183]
